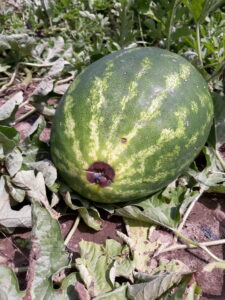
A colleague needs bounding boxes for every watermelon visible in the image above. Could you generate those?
[50,47,213,203]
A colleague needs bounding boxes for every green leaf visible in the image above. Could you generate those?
[0,125,20,154]
[128,271,191,300]
[123,219,159,273]
[188,146,225,192]
[12,170,58,217]
[0,265,25,299]
[24,202,69,298]
[5,176,26,203]
[92,284,129,300]
[12,170,47,203]
[0,202,79,299]
[5,148,23,177]
[32,78,54,97]
[76,239,134,297]
[62,188,104,231]
[0,34,35,57]
[116,185,191,229]
[63,190,84,210]
[164,278,187,299]
[0,176,31,228]
[182,0,224,23]
[184,282,202,300]
[21,116,48,163]
[41,0,56,18]
[61,273,80,299]
[182,0,206,22]
[198,0,224,23]
[27,159,57,189]
[152,259,190,274]
[209,92,225,168]
[78,207,103,231]
[163,274,200,299]
[0,64,10,72]
[0,91,23,124]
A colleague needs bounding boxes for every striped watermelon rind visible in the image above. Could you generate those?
[50,47,213,203]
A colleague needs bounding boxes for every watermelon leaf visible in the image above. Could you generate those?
[23,202,71,299]
[5,147,23,177]
[184,281,202,300]
[27,159,57,189]
[163,279,187,299]
[0,202,80,299]
[182,0,223,23]
[20,115,48,164]
[127,271,191,300]
[121,218,159,273]
[92,284,129,300]
[116,185,197,229]
[0,265,25,299]
[0,176,31,229]
[78,207,103,231]
[62,187,104,231]
[75,239,134,297]
[0,91,23,125]
[5,176,26,203]
[0,125,20,154]
[209,92,225,169]
[188,146,225,193]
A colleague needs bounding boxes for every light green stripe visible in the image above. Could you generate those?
[109,67,191,164]
[117,107,187,181]
[87,61,114,160]
[104,57,152,158]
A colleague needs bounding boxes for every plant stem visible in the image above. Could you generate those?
[166,0,179,50]
[138,14,145,47]
[55,73,76,86]
[174,230,199,246]
[177,187,205,233]
[64,214,80,247]
[199,244,224,262]
[0,64,19,93]
[196,22,203,67]
[174,230,224,262]
[156,239,225,254]
[20,62,55,68]
[0,61,54,94]
[13,107,37,124]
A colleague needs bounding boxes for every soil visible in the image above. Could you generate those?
[1,193,225,298]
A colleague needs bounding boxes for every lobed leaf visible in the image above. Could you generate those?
[0,125,20,154]
[128,271,191,300]
[0,265,25,299]
[0,176,31,228]
[116,185,193,229]
[24,202,70,299]
[76,239,134,297]
[0,91,23,124]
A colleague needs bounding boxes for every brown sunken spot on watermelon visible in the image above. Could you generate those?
[121,137,127,143]
[86,161,115,187]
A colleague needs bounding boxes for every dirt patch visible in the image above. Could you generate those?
[61,212,126,255]
[159,194,225,299]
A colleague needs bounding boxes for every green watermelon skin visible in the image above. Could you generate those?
[50,47,213,203]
